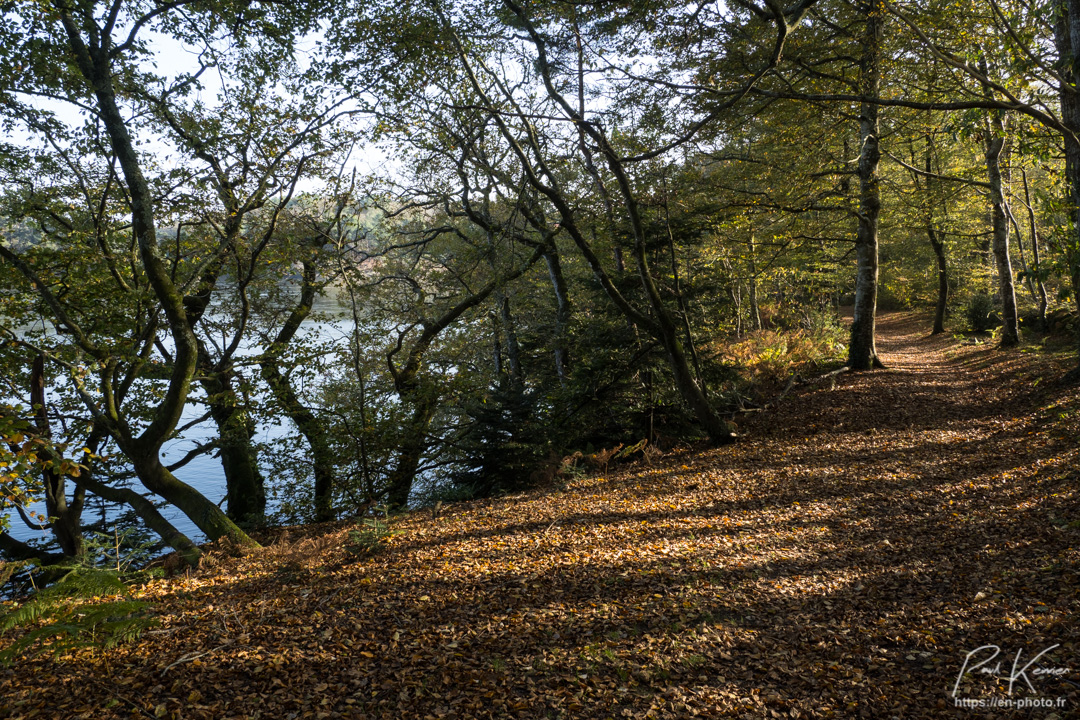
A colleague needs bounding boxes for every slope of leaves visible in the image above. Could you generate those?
[1,312,1078,719]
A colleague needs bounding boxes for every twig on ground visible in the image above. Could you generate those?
[160,640,235,675]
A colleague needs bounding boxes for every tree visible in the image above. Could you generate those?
[352,195,547,509]
[880,0,1078,364]
[983,108,1021,346]
[329,0,832,443]
[0,0,337,561]
[847,0,887,368]
[1052,0,1080,376]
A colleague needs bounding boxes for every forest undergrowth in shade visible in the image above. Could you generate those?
[1,311,1079,719]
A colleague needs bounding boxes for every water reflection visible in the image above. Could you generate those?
[4,285,354,552]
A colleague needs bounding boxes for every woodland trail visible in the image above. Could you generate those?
[2,312,1079,719]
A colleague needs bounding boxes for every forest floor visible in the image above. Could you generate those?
[2,311,1080,720]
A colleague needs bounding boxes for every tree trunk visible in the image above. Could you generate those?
[989,140,1019,349]
[616,169,731,439]
[1055,0,1080,377]
[202,368,265,523]
[633,240,732,443]
[497,291,524,389]
[74,426,202,565]
[259,253,337,522]
[77,466,201,566]
[544,249,571,385]
[664,183,705,383]
[849,2,884,370]
[260,363,336,522]
[728,282,743,338]
[0,532,65,565]
[491,312,504,377]
[748,232,762,331]
[613,246,625,273]
[129,452,257,549]
[386,393,437,511]
[921,138,949,335]
[929,226,948,335]
[984,124,1020,347]
[31,355,84,557]
[1006,197,1038,305]
[1021,169,1049,329]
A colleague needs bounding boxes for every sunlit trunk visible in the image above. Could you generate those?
[984,134,1020,347]
[849,1,884,370]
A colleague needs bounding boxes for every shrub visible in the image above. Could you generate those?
[446,383,555,497]
[964,292,1000,333]
[419,482,479,506]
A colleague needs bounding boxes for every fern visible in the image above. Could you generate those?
[347,509,396,557]
[0,567,156,664]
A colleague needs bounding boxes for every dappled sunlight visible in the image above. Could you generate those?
[2,312,1079,718]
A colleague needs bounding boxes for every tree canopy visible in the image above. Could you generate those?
[1,0,1078,569]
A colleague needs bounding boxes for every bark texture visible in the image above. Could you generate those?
[984,133,1020,347]
[849,2,885,370]
[1056,0,1080,376]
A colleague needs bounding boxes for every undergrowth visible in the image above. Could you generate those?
[0,567,156,664]
[0,528,161,664]
[346,507,396,557]
[721,316,847,387]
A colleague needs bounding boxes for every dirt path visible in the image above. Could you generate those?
[725,311,1080,716]
[2,312,1079,719]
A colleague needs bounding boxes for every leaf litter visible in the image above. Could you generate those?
[2,311,1078,719]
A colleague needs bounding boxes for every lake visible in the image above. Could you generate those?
[4,286,359,554]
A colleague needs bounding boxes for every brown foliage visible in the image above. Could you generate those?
[2,313,1078,719]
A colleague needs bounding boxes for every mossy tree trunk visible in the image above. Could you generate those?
[202,368,266,523]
